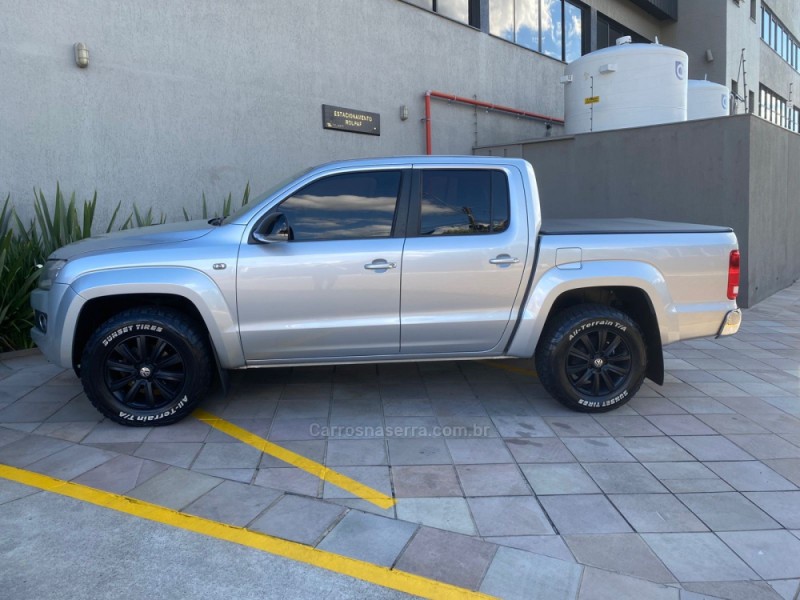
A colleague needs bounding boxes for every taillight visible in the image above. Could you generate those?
[727,250,740,300]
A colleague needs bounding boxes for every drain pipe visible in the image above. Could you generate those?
[424,90,565,154]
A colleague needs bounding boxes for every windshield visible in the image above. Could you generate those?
[222,167,315,224]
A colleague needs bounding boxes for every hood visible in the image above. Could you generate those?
[50,220,215,260]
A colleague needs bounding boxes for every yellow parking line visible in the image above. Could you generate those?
[193,409,396,509]
[0,464,494,599]
[478,360,538,378]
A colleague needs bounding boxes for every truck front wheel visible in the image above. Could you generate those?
[80,307,212,426]
[535,304,647,412]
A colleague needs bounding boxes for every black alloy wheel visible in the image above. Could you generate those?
[104,334,186,410]
[565,327,632,398]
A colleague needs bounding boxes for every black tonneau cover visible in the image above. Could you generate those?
[539,218,733,235]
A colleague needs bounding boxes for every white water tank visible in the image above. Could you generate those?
[563,40,688,134]
[687,80,730,120]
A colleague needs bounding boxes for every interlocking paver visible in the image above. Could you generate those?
[646,415,717,436]
[505,437,576,463]
[72,455,168,494]
[561,437,636,462]
[133,442,203,468]
[484,535,575,562]
[445,438,514,464]
[718,530,800,579]
[672,435,755,461]
[539,495,631,534]
[726,434,800,459]
[591,415,662,437]
[325,439,387,466]
[681,580,785,600]
[704,461,797,491]
[316,510,417,566]
[395,497,476,534]
[386,438,451,465]
[520,463,600,495]
[33,421,96,443]
[642,533,758,582]
[0,435,71,467]
[395,527,497,590]
[616,436,695,462]
[248,494,345,545]
[456,463,530,496]
[191,442,262,470]
[27,444,115,480]
[184,479,282,526]
[583,463,668,494]
[609,493,707,533]
[127,467,221,509]
[677,492,781,531]
[577,567,678,600]
[322,466,392,500]
[762,458,800,486]
[696,413,770,434]
[480,546,583,600]
[467,496,554,536]
[392,465,462,497]
[254,467,321,497]
[564,534,676,583]
[743,491,800,528]
[544,416,607,437]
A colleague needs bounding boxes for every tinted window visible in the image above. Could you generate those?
[419,170,509,236]
[278,171,401,241]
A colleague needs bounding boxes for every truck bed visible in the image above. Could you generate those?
[540,218,733,235]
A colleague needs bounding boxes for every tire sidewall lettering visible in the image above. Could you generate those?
[117,395,190,422]
[102,323,164,347]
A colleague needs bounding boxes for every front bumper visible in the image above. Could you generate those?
[30,284,83,368]
[716,308,742,338]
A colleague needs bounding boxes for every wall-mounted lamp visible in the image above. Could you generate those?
[400,105,409,121]
[705,49,714,63]
[74,43,89,68]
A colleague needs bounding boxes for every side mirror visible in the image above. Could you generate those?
[253,213,291,244]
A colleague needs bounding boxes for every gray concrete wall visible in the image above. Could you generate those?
[0,0,566,223]
[476,114,800,307]
[661,0,728,85]
[747,115,800,303]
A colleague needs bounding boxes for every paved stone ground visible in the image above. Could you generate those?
[2,282,800,599]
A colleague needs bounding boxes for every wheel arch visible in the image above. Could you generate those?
[69,268,244,371]
[537,286,664,385]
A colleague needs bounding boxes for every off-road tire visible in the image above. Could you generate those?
[81,307,212,426]
[535,304,646,413]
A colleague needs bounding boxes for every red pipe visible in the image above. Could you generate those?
[424,90,564,155]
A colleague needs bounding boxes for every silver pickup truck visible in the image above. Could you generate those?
[31,156,742,426]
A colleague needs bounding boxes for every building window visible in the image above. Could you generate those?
[596,12,650,50]
[489,0,588,62]
[760,3,800,72]
[758,84,795,131]
[404,0,479,27]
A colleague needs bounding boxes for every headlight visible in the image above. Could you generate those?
[38,259,67,290]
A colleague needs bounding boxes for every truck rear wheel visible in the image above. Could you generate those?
[535,304,646,413]
[80,307,212,426]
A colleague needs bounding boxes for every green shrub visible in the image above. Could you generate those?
[0,183,253,352]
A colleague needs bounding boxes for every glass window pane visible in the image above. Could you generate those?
[419,170,507,236]
[564,1,583,62]
[515,0,540,51]
[279,171,401,241]
[490,0,515,41]
[437,0,469,24]
[541,0,564,60]
[491,172,510,233]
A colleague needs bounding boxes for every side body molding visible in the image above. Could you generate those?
[70,267,245,369]
[507,260,677,358]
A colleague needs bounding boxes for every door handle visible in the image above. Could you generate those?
[364,260,397,270]
[489,255,520,265]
